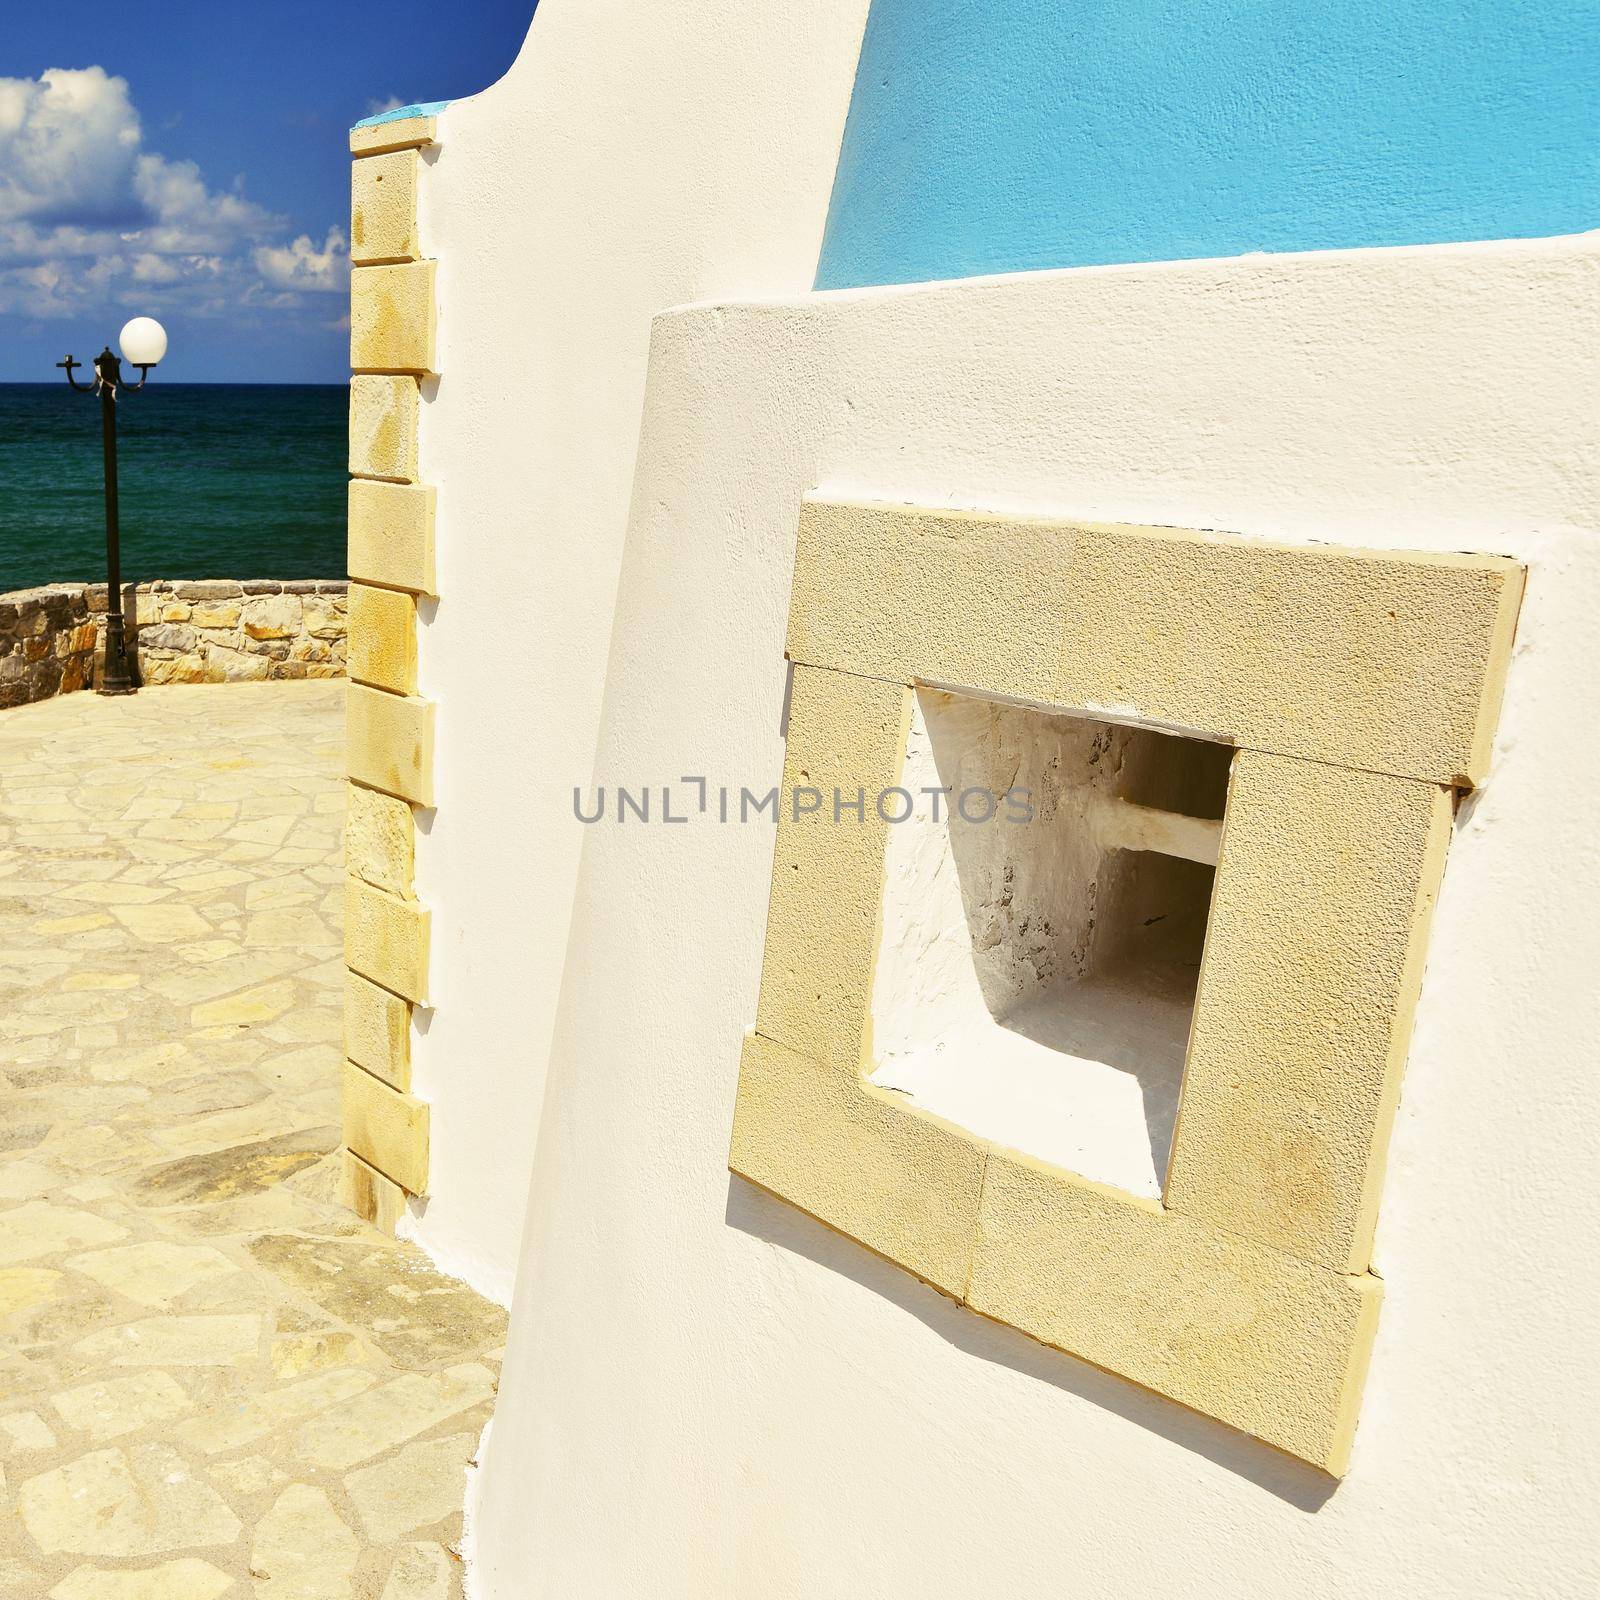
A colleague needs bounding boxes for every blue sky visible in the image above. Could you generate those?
[1,1,532,383]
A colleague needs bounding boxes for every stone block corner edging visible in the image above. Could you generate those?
[341,100,440,1230]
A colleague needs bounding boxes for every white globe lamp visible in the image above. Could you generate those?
[119,316,168,368]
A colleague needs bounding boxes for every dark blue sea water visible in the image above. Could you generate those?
[0,384,346,597]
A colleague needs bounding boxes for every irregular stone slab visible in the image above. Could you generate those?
[61,971,140,992]
[148,1097,331,1159]
[0,1266,62,1321]
[19,1443,241,1556]
[192,979,296,1029]
[0,1560,50,1597]
[59,881,171,905]
[294,1363,495,1470]
[0,1410,58,1452]
[251,1482,359,1598]
[208,1453,287,1495]
[0,1121,51,1153]
[36,912,115,934]
[270,1329,383,1379]
[74,1312,262,1367]
[179,1366,375,1455]
[381,1542,455,1600]
[0,1158,65,1199]
[148,950,300,1008]
[0,1202,127,1266]
[157,1071,272,1118]
[89,1041,199,1085]
[134,1130,338,1206]
[49,1559,235,1600]
[111,904,213,942]
[51,1371,191,1442]
[64,1240,238,1309]
[345,1431,477,1544]
[246,1236,506,1371]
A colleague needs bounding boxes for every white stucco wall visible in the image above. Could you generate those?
[472,235,1600,1595]
[405,0,872,1299]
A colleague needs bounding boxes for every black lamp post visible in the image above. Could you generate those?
[57,317,168,696]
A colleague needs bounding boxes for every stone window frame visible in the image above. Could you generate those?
[730,499,1523,1474]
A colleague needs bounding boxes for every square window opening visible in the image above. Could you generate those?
[868,688,1231,1197]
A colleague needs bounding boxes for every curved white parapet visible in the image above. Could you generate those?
[394,2,875,1301]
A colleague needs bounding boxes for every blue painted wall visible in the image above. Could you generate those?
[815,0,1599,290]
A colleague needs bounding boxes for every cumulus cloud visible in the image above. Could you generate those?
[255,227,350,294]
[365,94,409,118]
[0,66,144,227]
[0,66,347,323]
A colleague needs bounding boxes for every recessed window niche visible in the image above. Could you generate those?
[869,689,1233,1197]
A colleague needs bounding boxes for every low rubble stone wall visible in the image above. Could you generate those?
[0,579,348,709]
[0,586,99,709]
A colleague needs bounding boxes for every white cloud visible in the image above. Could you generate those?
[0,66,347,324]
[365,94,409,118]
[255,227,351,294]
[0,66,143,227]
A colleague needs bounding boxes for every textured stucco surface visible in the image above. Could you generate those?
[473,234,1600,1596]
[869,691,1220,1196]
[407,0,875,1299]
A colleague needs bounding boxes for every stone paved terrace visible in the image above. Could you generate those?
[0,682,505,1599]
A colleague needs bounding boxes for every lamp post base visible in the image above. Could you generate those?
[98,613,138,697]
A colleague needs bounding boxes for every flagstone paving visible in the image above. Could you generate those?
[0,683,505,1599]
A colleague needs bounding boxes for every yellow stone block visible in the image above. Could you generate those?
[349,375,419,483]
[787,500,1524,787]
[344,970,411,1091]
[347,480,436,595]
[342,1062,429,1195]
[967,1148,1381,1475]
[346,682,434,807]
[1164,752,1453,1272]
[350,114,437,156]
[190,603,242,629]
[345,780,415,900]
[341,1148,408,1232]
[731,1032,987,1299]
[351,261,437,375]
[350,149,420,264]
[753,666,911,1068]
[345,877,430,1003]
[348,582,418,695]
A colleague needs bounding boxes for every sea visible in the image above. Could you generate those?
[0,383,347,597]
